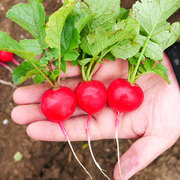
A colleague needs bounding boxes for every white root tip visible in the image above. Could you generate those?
[0,79,15,88]
[116,129,122,179]
[87,116,111,180]
[59,122,92,179]
[115,111,123,179]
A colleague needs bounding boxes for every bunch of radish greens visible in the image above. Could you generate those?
[0,0,179,179]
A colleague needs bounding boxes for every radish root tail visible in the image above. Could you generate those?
[115,111,122,179]
[0,79,15,88]
[12,58,20,66]
[86,115,111,180]
[59,121,92,180]
[0,61,13,73]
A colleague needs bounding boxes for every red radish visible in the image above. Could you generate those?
[75,80,110,180]
[0,51,20,65]
[108,79,144,113]
[108,79,144,178]
[41,87,92,179]
[75,81,107,115]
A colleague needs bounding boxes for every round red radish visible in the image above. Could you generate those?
[41,87,92,178]
[0,51,13,62]
[108,79,144,113]
[41,87,77,123]
[75,80,107,116]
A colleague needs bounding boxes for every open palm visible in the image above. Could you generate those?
[12,54,180,180]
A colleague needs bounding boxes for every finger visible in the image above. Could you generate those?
[26,108,140,142]
[11,104,86,125]
[13,84,51,105]
[26,116,99,142]
[13,78,82,105]
[61,62,81,78]
[113,135,176,180]
[94,59,128,85]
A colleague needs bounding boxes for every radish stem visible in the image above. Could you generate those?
[0,61,13,73]
[59,121,92,179]
[0,79,15,88]
[115,111,122,179]
[86,115,111,180]
[11,58,20,66]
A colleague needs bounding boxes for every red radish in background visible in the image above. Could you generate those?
[75,80,110,180]
[41,87,92,179]
[0,51,19,65]
[108,79,144,178]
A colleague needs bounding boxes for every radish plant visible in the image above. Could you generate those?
[0,0,179,179]
[108,0,180,177]
[73,1,142,178]
[0,0,92,178]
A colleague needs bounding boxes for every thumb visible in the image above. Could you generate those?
[113,135,176,180]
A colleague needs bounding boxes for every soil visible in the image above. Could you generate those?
[0,0,179,180]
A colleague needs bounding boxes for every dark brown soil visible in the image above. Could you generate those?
[0,0,179,180]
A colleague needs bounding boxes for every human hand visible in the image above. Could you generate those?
[11,54,180,180]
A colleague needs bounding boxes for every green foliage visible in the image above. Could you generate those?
[7,0,47,48]
[61,15,80,61]
[45,0,77,50]
[13,61,39,84]
[128,0,180,83]
[0,0,179,86]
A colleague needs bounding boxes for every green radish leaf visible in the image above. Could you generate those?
[61,15,80,61]
[129,57,138,65]
[13,61,39,84]
[72,3,93,33]
[71,60,78,66]
[135,53,146,61]
[129,0,180,84]
[131,0,180,35]
[78,58,92,66]
[118,8,130,20]
[139,35,163,60]
[111,17,141,59]
[7,0,47,48]
[142,60,170,84]
[0,31,36,62]
[144,59,155,71]
[81,27,133,57]
[49,48,58,58]
[104,52,115,61]
[49,70,61,82]
[150,21,171,43]
[45,51,53,60]
[160,22,180,50]
[20,39,43,55]
[39,55,48,66]
[152,63,170,84]
[74,13,93,33]
[61,60,67,73]
[45,0,77,50]
[54,69,61,75]
[34,74,45,84]
[79,0,120,31]
[111,41,140,60]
